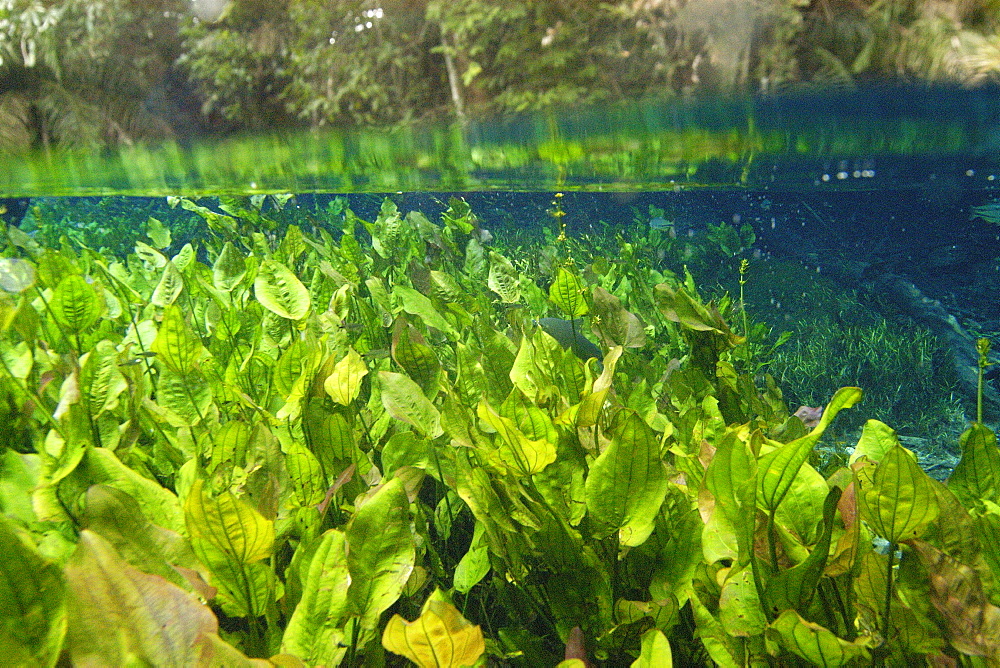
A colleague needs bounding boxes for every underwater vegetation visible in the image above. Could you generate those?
[1,194,1000,667]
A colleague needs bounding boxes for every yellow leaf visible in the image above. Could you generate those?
[382,590,484,668]
[324,348,368,406]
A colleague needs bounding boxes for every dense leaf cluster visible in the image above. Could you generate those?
[1,196,1000,665]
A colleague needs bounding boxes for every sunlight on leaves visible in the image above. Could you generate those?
[382,589,485,668]
[324,347,368,406]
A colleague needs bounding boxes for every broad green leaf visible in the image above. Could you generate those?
[380,371,443,439]
[274,340,318,399]
[185,479,274,565]
[391,319,441,397]
[150,261,184,307]
[346,477,415,641]
[0,257,36,293]
[464,238,487,278]
[145,216,172,248]
[975,512,1000,581]
[585,411,668,546]
[393,285,457,337]
[0,516,66,668]
[858,444,939,543]
[75,447,185,534]
[509,327,562,403]
[757,386,862,512]
[949,422,1000,509]
[591,286,646,348]
[428,270,464,303]
[501,389,558,447]
[51,274,101,335]
[766,610,871,667]
[82,485,208,593]
[382,589,485,668]
[324,348,368,406]
[850,419,900,465]
[654,283,729,333]
[65,531,262,667]
[169,197,240,235]
[718,565,766,636]
[152,304,204,374]
[480,330,515,404]
[155,367,213,427]
[453,521,490,594]
[212,242,248,292]
[382,431,432,475]
[688,588,742,668]
[0,340,31,380]
[79,340,127,417]
[549,266,588,318]
[650,488,703,607]
[255,259,311,320]
[704,432,757,562]
[286,440,326,507]
[760,487,841,618]
[487,251,520,303]
[184,480,274,618]
[282,530,351,667]
[135,241,167,268]
[0,449,36,526]
[631,628,672,668]
[209,420,252,472]
[477,400,556,476]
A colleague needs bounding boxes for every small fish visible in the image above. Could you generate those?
[649,216,673,231]
[121,351,158,366]
[536,318,603,364]
[970,201,1000,225]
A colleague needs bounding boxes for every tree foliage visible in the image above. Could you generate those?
[3,0,1000,150]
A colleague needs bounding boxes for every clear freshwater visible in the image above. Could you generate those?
[6,85,1000,469]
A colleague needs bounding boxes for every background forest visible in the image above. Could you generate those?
[3,0,1000,151]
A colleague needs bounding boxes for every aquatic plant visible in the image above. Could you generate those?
[0,196,998,666]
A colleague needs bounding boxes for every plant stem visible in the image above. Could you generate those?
[881,542,897,661]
